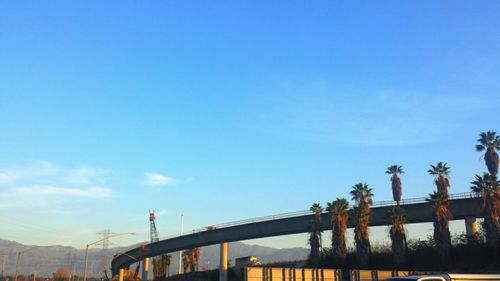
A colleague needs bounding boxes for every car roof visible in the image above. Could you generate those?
[447,274,500,280]
[388,275,500,281]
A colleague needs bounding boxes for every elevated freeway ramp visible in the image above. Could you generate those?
[112,192,482,275]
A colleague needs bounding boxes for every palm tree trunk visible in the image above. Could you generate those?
[355,236,370,267]
[392,176,402,203]
[485,147,499,176]
[484,201,500,252]
[433,220,451,268]
[309,233,320,267]
[355,223,370,267]
[332,219,347,265]
[391,231,406,267]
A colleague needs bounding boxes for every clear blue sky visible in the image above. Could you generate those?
[0,1,499,249]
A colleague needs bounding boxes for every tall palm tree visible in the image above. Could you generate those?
[476,131,500,176]
[387,206,407,267]
[308,203,323,267]
[350,183,373,267]
[428,162,451,196]
[326,198,349,266]
[192,248,201,271]
[386,165,403,205]
[185,248,201,273]
[310,203,323,222]
[427,190,452,266]
[152,258,164,278]
[310,203,324,250]
[182,250,190,273]
[470,173,500,252]
[163,255,172,277]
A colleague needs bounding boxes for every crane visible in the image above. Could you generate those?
[150,211,168,280]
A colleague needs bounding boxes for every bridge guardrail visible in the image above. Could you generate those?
[162,191,479,239]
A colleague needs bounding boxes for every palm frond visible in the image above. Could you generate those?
[386,165,403,175]
[487,131,497,141]
[470,174,486,194]
[476,144,486,152]
[310,203,323,213]
[350,182,374,205]
[326,198,349,214]
[477,131,499,147]
[428,162,450,178]
[387,206,406,235]
[470,173,500,199]
[478,132,489,146]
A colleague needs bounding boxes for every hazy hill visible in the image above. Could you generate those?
[0,239,308,278]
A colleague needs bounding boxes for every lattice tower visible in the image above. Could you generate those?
[96,229,111,278]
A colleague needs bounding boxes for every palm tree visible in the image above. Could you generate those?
[470,173,500,253]
[326,198,349,266]
[387,206,407,267]
[184,248,201,273]
[310,203,323,222]
[310,203,324,251]
[428,162,451,196]
[427,190,453,266]
[192,248,201,271]
[163,254,172,277]
[386,165,403,205]
[308,203,323,267]
[152,258,164,278]
[350,183,373,267]
[476,131,500,176]
[182,250,190,273]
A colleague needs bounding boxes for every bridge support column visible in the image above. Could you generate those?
[142,257,149,281]
[465,217,478,239]
[219,242,228,281]
[119,269,124,281]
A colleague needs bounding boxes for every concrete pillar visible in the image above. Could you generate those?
[219,242,228,281]
[119,269,124,281]
[142,257,149,281]
[465,217,479,238]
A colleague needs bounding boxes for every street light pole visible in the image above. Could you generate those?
[83,232,135,281]
[2,255,5,277]
[83,245,90,281]
[14,252,21,281]
[177,214,183,275]
[0,252,9,278]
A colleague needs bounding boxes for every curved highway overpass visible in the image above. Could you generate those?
[112,192,483,275]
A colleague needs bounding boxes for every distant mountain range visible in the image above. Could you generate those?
[0,238,308,278]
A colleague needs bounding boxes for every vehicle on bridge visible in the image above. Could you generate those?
[385,274,500,281]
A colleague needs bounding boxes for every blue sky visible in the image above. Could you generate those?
[0,1,499,250]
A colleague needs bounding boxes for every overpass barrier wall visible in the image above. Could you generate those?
[245,267,341,281]
[193,192,478,235]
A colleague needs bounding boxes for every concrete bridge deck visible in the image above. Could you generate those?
[111,192,483,275]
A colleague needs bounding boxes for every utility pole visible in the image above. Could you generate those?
[68,248,74,281]
[96,230,111,278]
[1,254,6,278]
[83,232,135,281]
[177,214,183,275]
[15,252,20,281]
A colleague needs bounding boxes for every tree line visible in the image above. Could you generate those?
[307,130,500,269]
